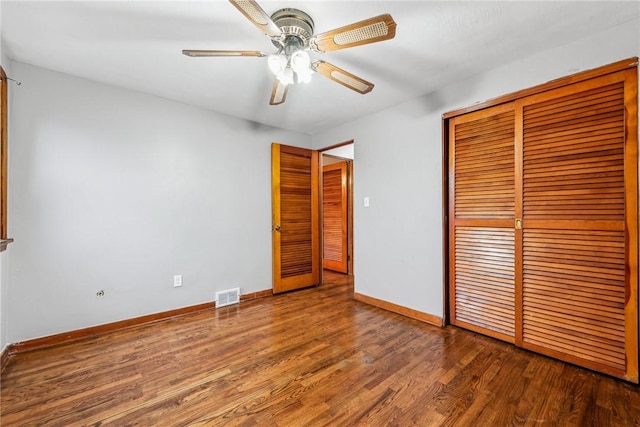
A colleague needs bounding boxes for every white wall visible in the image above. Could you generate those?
[312,18,640,319]
[8,61,311,342]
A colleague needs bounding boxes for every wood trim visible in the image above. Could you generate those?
[442,117,450,325]
[521,340,637,383]
[318,141,354,276]
[318,139,354,153]
[443,57,638,119]
[311,149,322,284]
[271,143,282,289]
[5,288,274,358]
[347,159,353,275]
[514,100,524,347]
[1,66,8,241]
[523,219,625,231]
[623,66,639,383]
[354,292,443,327]
[7,302,216,355]
[1,345,10,372]
[240,289,272,302]
[447,119,457,325]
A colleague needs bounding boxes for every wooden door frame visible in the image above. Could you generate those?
[319,141,355,278]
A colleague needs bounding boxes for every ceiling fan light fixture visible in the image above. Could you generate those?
[296,67,313,84]
[186,2,397,105]
[267,54,288,75]
[277,67,295,86]
[290,50,311,73]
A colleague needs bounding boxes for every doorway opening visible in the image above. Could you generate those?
[319,142,354,287]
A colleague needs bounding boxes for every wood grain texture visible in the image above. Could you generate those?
[0,345,10,372]
[322,161,348,273]
[3,277,640,426]
[449,103,516,343]
[272,143,321,293]
[454,226,515,340]
[447,62,638,382]
[239,289,272,302]
[6,302,216,357]
[519,70,637,382]
[3,290,273,365]
[622,66,639,383]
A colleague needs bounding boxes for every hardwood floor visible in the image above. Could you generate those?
[2,274,639,426]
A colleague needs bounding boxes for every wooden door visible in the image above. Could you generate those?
[272,143,321,293]
[517,69,638,382]
[448,63,638,382]
[449,103,517,343]
[322,161,348,273]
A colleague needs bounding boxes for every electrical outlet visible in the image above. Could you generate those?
[174,275,183,287]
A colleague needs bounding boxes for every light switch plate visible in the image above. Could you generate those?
[174,275,183,287]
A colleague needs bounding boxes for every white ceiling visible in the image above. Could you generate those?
[2,1,638,135]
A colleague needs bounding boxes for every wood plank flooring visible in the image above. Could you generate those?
[2,272,640,426]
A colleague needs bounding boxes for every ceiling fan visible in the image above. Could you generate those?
[182,0,397,105]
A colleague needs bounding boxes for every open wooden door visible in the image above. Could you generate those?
[322,161,348,273]
[272,143,321,293]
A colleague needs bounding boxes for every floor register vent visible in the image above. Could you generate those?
[215,287,240,308]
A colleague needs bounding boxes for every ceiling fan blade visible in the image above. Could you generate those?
[182,50,267,57]
[270,79,288,105]
[310,14,396,53]
[312,61,374,94]
[229,0,283,39]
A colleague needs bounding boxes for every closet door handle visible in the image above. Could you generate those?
[515,218,522,230]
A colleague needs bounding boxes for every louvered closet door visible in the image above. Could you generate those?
[518,69,638,381]
[449,103,517,343]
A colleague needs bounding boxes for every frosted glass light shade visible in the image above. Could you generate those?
[296,67,313,84]
[290,51,311,73]
[277,67,294,86]
[268,54,288,75]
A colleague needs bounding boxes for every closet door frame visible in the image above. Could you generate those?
[442,57,638,381]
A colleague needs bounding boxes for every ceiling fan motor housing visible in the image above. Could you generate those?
[270,8,315,50]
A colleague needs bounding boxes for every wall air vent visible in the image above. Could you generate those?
[215,288,240,308]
